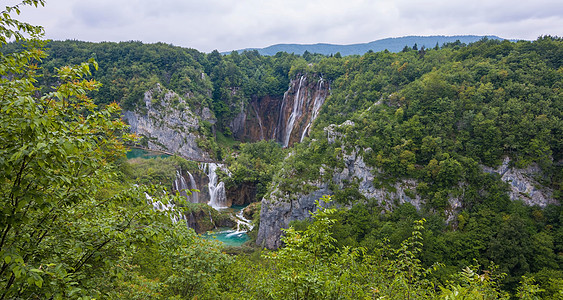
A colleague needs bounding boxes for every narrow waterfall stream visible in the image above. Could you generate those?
[187,171,198,203]
[173,169,199,204]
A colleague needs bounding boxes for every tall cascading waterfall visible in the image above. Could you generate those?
[282,75,306,147]
[200,162,228,209]
[272,75,329,148]
[300,77,327,142]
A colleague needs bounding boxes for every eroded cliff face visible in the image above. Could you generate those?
[230,74,330,146]
[226,183,257,206]
[256,120,559,249]
[256,160,427,249]
[482,157,555,207]
[256,121,427,249]
[256,186,330,249]
[185,208,236,234]
[123,84,210,160]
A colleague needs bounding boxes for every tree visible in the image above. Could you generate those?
[0,2,175,298]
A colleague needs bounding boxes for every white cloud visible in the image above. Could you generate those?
[11,0,563,52]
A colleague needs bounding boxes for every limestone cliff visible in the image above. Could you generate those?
[482,157,555,207]
[257,121,427,249]
[230,74,330,147]
[256,120,559,249]
[256,155,426,249]
[123,84,211,160]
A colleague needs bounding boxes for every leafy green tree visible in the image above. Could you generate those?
[0,2,210,298]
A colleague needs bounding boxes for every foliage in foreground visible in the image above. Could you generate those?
[214,197,560,300]
[0,2,230,298]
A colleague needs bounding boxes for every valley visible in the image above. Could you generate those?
[1,4,561,297]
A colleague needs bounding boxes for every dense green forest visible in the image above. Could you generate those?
[1,1,562,299]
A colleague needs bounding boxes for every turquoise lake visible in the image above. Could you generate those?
[126,148,171,159]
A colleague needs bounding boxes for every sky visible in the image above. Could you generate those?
[11,0,563,53]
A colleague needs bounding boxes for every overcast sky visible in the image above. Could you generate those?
[12,0,563,53]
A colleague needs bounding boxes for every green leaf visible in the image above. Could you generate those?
[35,278,43,288]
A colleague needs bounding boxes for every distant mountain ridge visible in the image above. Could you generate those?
[227,35,511,56]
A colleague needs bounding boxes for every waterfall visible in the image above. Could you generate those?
[145,192,187,224]
[283,75,306,147]
[300,78,326,142]
[187,171,199,203]
[252,102,265,140]
[226,209,254,237]
[209,211,215,227]
[273,89,289,140]
[174,170,189,199]
[200,163,228,209]
[174,170,200,203]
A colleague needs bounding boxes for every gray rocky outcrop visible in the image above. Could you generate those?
[257,121,429,249]
[256,146,427,249]
[256,186,331,249]
[482,157,555,207]
[333,147,424,211]
[123,84,209,160]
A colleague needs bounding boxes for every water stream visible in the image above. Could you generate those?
[283,75,306,147]
[300,78,326,142]
[202,205,252,247]
[200,162,228,209]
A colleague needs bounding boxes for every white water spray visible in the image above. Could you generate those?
[300,78,326,142]
[145,192,187,224]
[200,163,228,209]
[283,75,306,147]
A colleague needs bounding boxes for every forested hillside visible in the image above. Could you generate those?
[1,1,562,298]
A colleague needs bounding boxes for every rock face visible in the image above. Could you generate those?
[256,186,330,249]
[230,74,330,147]
[257,120,427,249]
[186,209,216,233]
[333,148,424,211]
[259,119,560,249]
[123,84,210,160]
[482,157,555,207]
[256,158,425,249]
[230,95,282,142]
[227,182,257,206]
[185,208,236,234]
